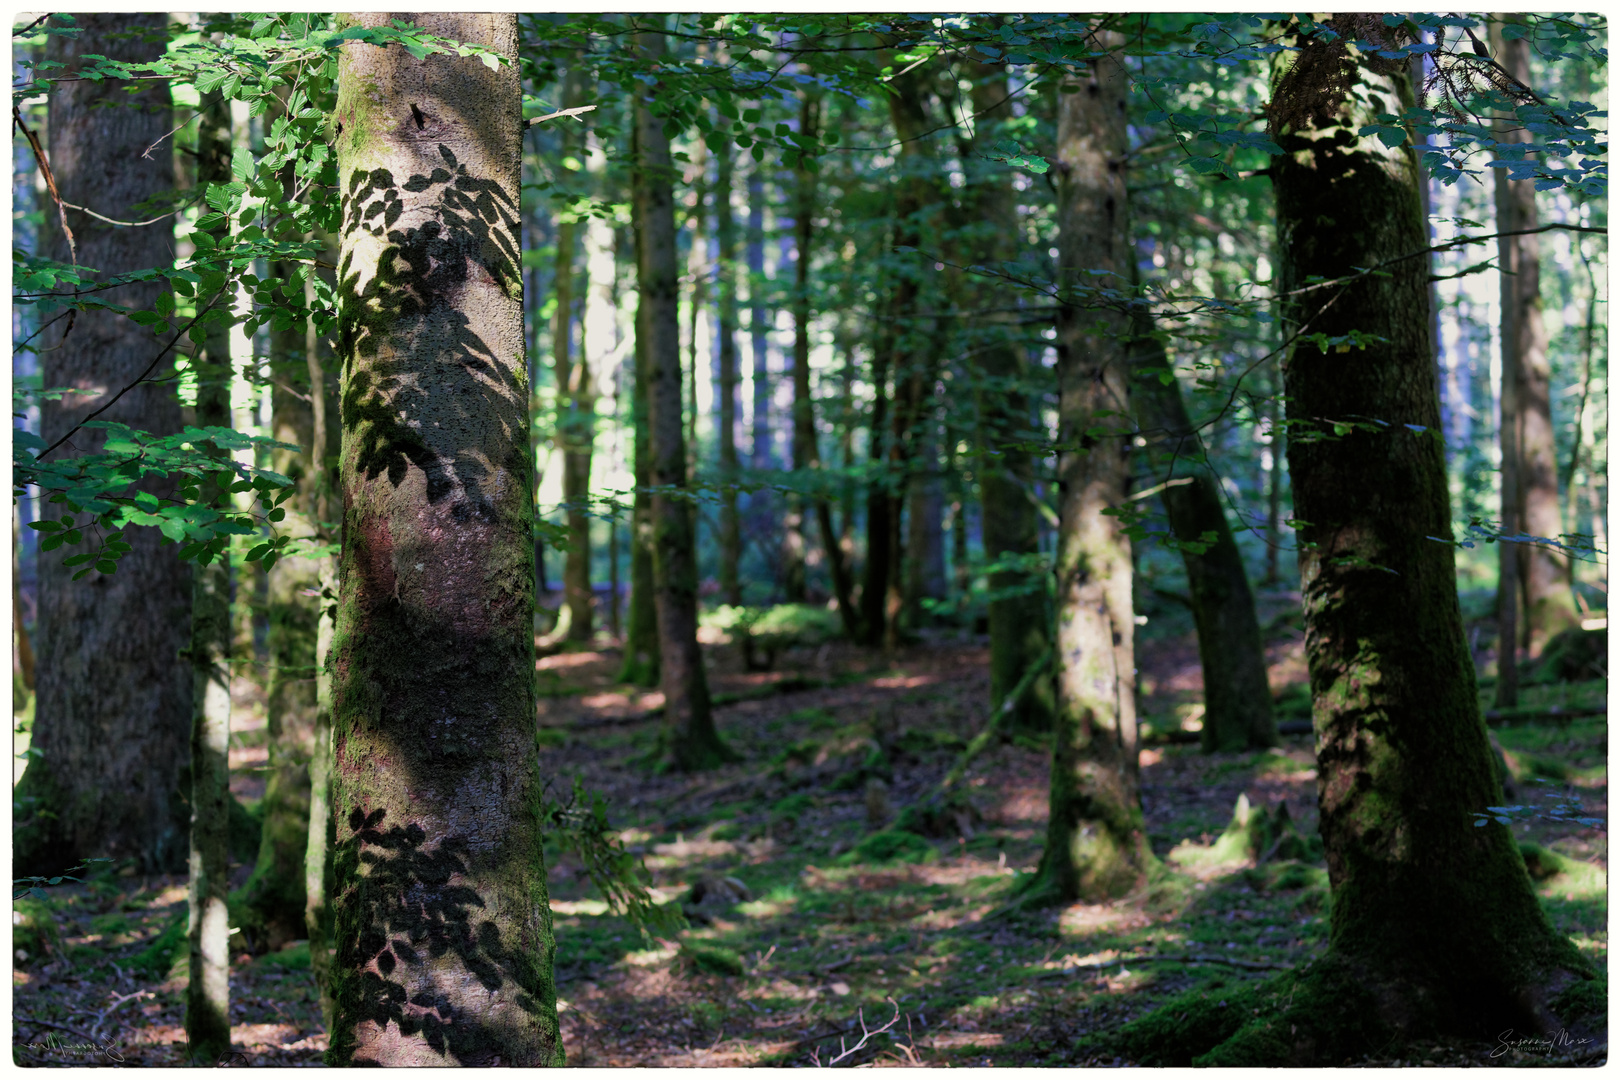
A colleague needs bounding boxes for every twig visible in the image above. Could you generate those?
[61,199,183,228]
[822,953,855,974]
[936,645,1052,797]
[1034,951,1294,978]
[810,998,903,1066]
[13,103,74,265]
[526,103,597,126]
[32,289,227,463]
[92,989,153,1037]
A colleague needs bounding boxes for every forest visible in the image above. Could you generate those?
[8,11,1608,1068]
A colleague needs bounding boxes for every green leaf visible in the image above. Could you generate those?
[480,51,499,71]
[231,145,255,181]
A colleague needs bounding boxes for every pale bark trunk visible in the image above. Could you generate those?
[186,83,233,1063]
[327,14,561,1064]
[17,12,192,877]
[302,269,339,1033]
[1026,37,1151,904]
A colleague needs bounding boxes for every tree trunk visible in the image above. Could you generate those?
[1127,316,1277,752]
[878,60,941,648]
[303,270,339,1033]
[326,14,562,1065]
[746,153,775,572]
[618,130,660,689]
[185,82,234,1063]
[781,93,820,604]
[1254,19,1592,1053]
[16,12,192,877]
[1023,37,1152,905]
[554,63,595,644]
[242,297,320,950]
[634,25,733,770]
[963,65,1053,731]
[714,135,744,607]
[861,297,895,647]
[1491,19,1578,659]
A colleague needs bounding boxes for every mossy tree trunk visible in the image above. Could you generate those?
[714,136,744,608]
[16,12,192,877]
[1262,17,1592,1050]
[1024,36,1153,905]
[185,82,234,1064]
[1490,18,1578,659]
[1126,315,1277,752]
[634,23,733,771]
[963,59,1054,733]
[326,14,561,1065]
[554,61,595,645]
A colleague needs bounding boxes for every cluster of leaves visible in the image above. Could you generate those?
[1473,784,1606,832]
[541,778,684,936]
[12,14,517,572]
[12,858,112,902]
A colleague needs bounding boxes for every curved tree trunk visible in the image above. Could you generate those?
[1252,18,1593,1055]
[1126,316,1276,752]
[16,12,192,877]
[326,14,561,1065]
[963,60,1054,732]
[634,24,733,771]
[1024,36,1152,905]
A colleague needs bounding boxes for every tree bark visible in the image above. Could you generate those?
[1491,19,1578,659]
[634,24,734,771]
[961,61,1054,731]
[1127,316,1277,752]
[16,12,192,877]
[618,126,660,689]
[243,289,320,950]
[781,93,820,604]
[303,268,340,1033]
[878,60,941,649]
[714,135,744,607]
[185,81,234,1063]
[326,14,561,1064]
[1258,18,1592,1051]
[554,62,595,644]
[1024,38,1152,905]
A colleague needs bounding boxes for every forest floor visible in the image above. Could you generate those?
[10,598,1608,1067]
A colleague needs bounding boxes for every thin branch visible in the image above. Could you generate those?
[13,103,75,266]
[33,291,228,463]
[526,103,598,127]
[60,200,184,228]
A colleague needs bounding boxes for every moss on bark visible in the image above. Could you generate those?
[325,15,561,1065]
